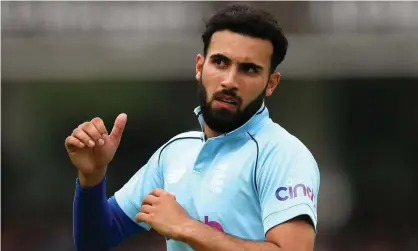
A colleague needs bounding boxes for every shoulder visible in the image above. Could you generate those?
[253,120,319,174]
[154,131,202,173]
[158,131,202,155]
[253,120,311,155]
[163,131,202,147]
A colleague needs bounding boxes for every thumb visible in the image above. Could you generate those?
[109,113,127,145]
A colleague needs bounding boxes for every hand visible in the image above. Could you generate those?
[65,113,127,187]
[135,188,193,240]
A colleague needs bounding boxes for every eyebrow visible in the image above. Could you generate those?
[209,53,264,72]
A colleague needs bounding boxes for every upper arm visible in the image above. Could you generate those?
[257,139,320,247]
[114,147,164,231]
[266,215,316,251]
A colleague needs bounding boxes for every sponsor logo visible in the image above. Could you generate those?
[167,167,186,184]
[203,216,224,232]
[166,216,224,241]
[209,164,228,194]
[275,183,315,202]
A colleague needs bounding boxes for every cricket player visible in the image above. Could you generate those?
[67,4,320,251]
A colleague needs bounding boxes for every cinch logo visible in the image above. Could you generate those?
[203,216,224,232]
[275,183,315,202]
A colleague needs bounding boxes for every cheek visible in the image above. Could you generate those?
[202,71,221,100]
[240,84,266,107]
[204,63,227,82]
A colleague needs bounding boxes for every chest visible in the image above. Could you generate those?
[162,139,265,239]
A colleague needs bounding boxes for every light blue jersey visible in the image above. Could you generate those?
[114,104,320,250]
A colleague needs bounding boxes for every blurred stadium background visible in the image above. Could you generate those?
[1,1,418,251]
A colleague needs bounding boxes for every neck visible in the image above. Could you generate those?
[203,124,221,139]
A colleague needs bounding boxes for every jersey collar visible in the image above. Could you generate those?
[193,103,269,140]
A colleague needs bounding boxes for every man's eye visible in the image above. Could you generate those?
[242,65,258,74]
[214,58,226,66]
[247,67,256,73]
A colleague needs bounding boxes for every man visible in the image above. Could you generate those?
[67,4,320,251]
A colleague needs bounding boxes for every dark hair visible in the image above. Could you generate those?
[202,3,288,73]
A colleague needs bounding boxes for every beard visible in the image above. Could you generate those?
[197,77,266,135]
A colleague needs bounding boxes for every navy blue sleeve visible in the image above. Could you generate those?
[73,177,143,251]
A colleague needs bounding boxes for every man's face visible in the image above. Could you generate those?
[196,30,280,134]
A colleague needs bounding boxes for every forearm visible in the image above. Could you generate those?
[179,220,281,251]
[73,177,141,251]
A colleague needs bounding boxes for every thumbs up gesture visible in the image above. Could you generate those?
[65,113,127,187]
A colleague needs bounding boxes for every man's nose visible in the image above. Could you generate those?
[220,67,239,89]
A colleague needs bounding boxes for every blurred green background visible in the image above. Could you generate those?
[2,1,418,251]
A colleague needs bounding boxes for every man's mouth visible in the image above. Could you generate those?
[216,95,239,106]
[219,99,237,105]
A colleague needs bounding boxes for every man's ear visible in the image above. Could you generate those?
[265,72,281,97]
[196,54,204,81]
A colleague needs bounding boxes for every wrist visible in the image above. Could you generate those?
[78,169,106,188]
[176,218,202,242]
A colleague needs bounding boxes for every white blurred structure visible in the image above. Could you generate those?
[2,1,418,81]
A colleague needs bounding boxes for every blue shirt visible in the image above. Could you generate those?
[114,104,320,251]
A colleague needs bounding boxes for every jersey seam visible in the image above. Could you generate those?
[114,192,143,223]
[121,194,142,212]
[262,202,317,224]
[246,132,260,197]
[121,197,152,230]
[157,136,202,168]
